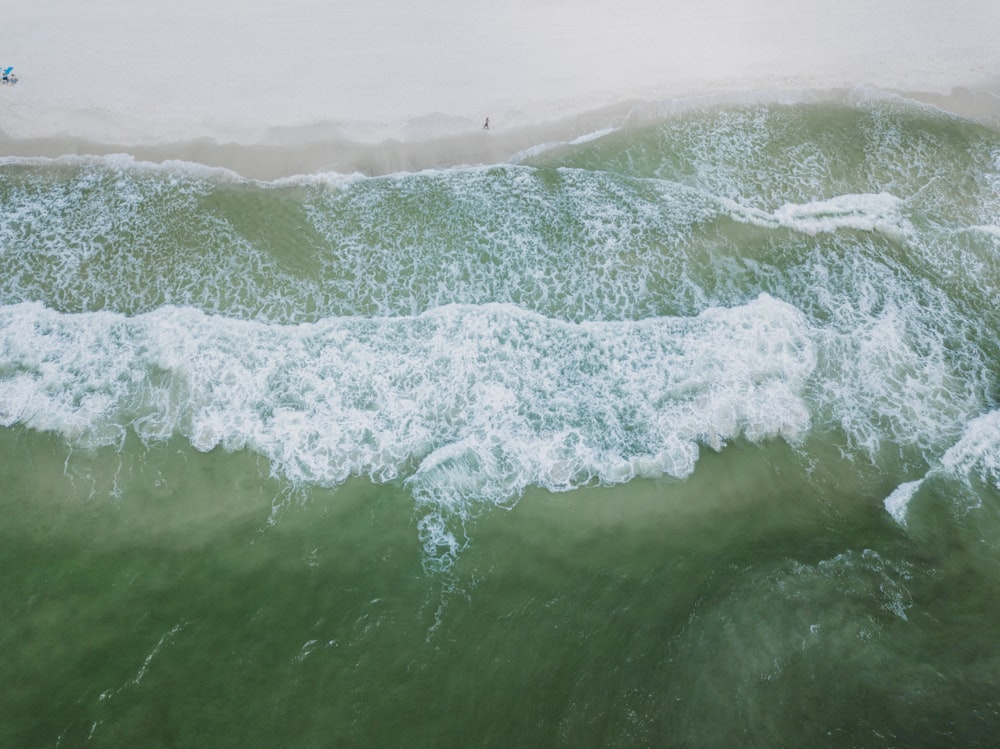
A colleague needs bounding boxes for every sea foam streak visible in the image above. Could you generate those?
[723,192,909,239]
[884,410,1000,525]
[1,294,814,567]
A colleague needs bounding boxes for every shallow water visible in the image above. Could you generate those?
[2,96,1000,747]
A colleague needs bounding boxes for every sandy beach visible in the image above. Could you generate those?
[1,0,999,172]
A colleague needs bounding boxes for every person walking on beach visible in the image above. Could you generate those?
[483,116,490,130]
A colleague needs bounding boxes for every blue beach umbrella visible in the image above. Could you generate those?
[3,68,11,75]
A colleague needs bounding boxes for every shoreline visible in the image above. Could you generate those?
[2,84,1000,180]
[0,99,640,180]
[2,0,999,177]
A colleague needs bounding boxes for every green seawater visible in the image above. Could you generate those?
[2,99,1000,747]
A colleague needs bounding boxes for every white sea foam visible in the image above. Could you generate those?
[722,192,909,239]
[510,127,620,162]
[883,480,922,526]
[0,294,815,568]
[940,410,1000,490]
[882,410,1000,525]
[971,225,1000,238]
[0,153,247,183]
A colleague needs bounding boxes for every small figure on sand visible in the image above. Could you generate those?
[1,67,16,85]
[483,116,490,131]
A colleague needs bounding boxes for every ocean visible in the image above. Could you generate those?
[2,93,999,747]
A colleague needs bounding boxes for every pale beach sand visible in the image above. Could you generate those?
[1,0,999,175]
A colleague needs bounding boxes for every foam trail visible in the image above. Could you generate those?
[940,410,1000,490]
[883,481,922,526]
[511,127,619,161]
[883,410,1000,525]
[0,294,815,568]
[722,192,909,239]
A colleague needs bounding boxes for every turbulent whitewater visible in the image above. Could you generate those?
[2,96,1000,747]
